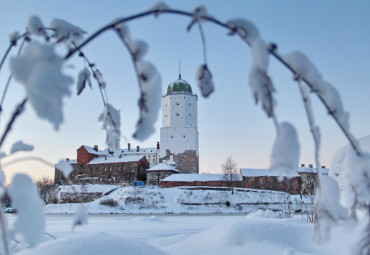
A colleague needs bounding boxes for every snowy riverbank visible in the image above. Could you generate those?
[46,185,313,215]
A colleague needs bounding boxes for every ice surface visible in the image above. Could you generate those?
[270,122,300,178]
[55,159,73,178]
[10,42,73,130]
[8,174,45,247]
[27,16,44,37]
[226,18,260,44]
[98,104,121,153]
[50,19,86,46]
[196,64,214,98]
[76,68,91,95]
[10,140,34,154]
[133,61,162,141]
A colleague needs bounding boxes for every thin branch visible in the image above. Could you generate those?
[297,80,322,178]
[63,8,362,155]
[0,38,28,115]
[0,98,27,149]
[0,32,28,74]
[197,24,208,65]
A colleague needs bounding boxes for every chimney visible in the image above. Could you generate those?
[301,163,305,167]
[66,158,69,162]
[309,164,313,168]
[94,145,98,152]
[128,143,131,151]
[137,146,140,152]
[157,142,160,149]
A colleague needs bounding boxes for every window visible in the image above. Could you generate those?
[183,135,186,138]
[188,103,192,106]
[176,113,179,116]
[176,103,179,106]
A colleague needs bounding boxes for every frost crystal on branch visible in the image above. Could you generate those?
[50,19,86,46]
[10,140,34,154]
[187,5,208,31]
[196,64,214,98]
[284,51,350,130]
[315,175,347,243]
[27,16,45,37]
[10,42,73,130]
[133,61,162,141]
[9,174,45,248]
[73,205,89,229]
[98,104,121,153]
[9,31,20,45]
[77,68,92,95]
[56,159,73,178]
[226,18,260,45]
[270,122,300,178]
[149,2,169,16]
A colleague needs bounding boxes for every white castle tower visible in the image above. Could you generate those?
[160,74,199,173]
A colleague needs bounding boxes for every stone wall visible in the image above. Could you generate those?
[160,149,199,173]
[146,171,175,186]
[243,176,302,195]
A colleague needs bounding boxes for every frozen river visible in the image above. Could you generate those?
[7,213,355,254]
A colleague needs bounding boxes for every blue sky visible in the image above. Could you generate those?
[0,0,369,182]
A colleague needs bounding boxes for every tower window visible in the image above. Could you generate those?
[183,135,186,138]
[170,136,174,138]
[176,113,179,116]
[176,103,179,106]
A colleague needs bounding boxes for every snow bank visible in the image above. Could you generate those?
[17,232,166,255]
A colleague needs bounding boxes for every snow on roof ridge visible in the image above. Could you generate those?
[146,163,180,172]
[88,155,145,165]
[162,173,242,182]
[82,145,108,156]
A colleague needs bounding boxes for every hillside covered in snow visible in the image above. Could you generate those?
[46,185,313,215]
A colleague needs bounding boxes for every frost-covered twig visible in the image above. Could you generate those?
[0,98,27,149]
[0,32,28,75]
[297,80,321,178]
[268,45,362,156]
[0,210,9,255]
[0,37,28,114]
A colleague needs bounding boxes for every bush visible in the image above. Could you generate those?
[99,198,118,207]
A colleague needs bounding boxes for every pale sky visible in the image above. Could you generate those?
[0,0,369,183]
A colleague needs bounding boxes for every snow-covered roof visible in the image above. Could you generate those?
[67,159,78,164]
[240,168,299,177]
[88,155,145,165]
[161,174,242,182]
[298,166,329,175]
[146,163,180,172]
[82,145,108,156]
[120,147,157,154]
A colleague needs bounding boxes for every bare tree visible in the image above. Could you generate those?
[36,176,57,204]
[222,156,238,194]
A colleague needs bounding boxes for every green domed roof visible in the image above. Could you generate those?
[167,76,193,95]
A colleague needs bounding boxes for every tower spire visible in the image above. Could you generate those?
[178,59,181,79]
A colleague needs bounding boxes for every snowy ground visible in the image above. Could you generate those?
[8,214,359,255]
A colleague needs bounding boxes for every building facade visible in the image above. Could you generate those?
[54,145,150,184]
[160,75,199,173]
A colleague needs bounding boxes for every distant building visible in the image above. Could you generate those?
[160,75,199,173]
[146,163,180,186]
[55,145,150,185]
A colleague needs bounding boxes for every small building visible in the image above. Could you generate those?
[146,163,180,186]
[55,145,150,185]
[161,174,242,188]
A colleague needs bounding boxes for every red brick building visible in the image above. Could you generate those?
[55,145,149,184]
